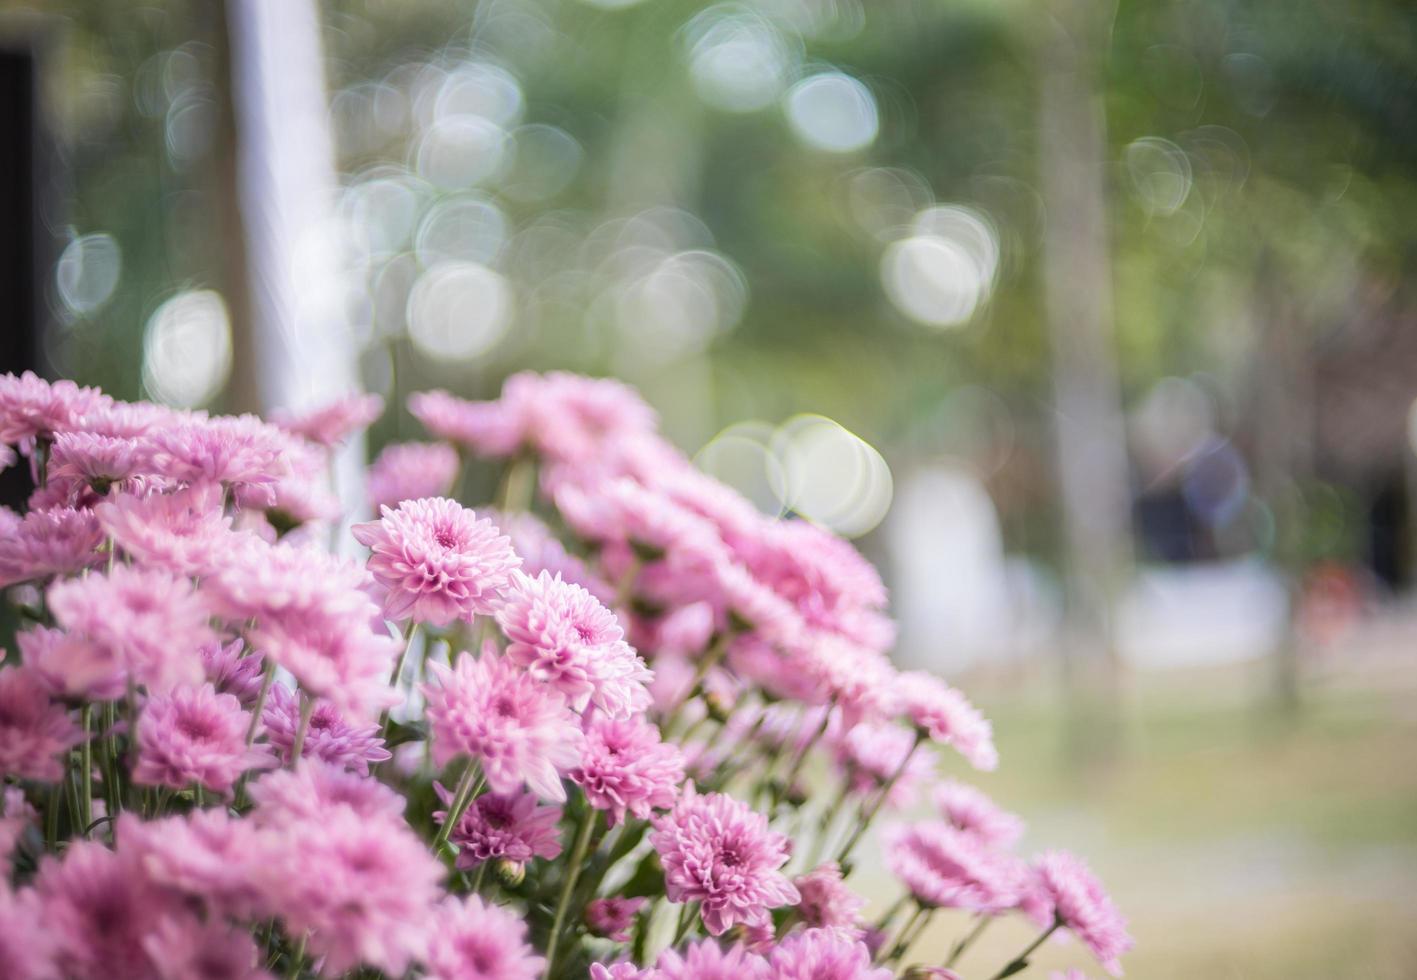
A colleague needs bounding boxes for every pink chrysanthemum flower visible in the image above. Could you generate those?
[271,391,383,447]
[33,839,185,979]
[654,938,769,980]
[516,371,658,464]
[261,683,390,774]
[433,786,562,871]
[571,714,684,826]
[0,506,103,588]
[48,564,212,694]
[894,672,997,771]
[353,497,520,626]
[933,780,1025,848]
[768,928,892,980]
[49,431,148,486]
[423,650,583,801]
[885,823,1023,914]
[493,509,615,602]
[119,809,263,919]
[133,683,274,795]
[18,624,125,702]
[247,760,406,826]
[0,370,105,451]
[650,785,800,936]
[236,433,340,525]
[249,614,399,723]
[146,413,288,497]
[201,639,266,705]
[498,570,652,718]
[252,806,443,976]
[409,388,524,457]
[368,441,461,510]
[95,484,242,578]
[1034,851,1133,977]
[793,863,867,937]
[425,895,546,980]
[142,915,271,980]
[0,786,35,864]
[585,897,647,942]
[590,962,650,980]
[794,636,898,727]
[834,721,936,809]
[0,883,50,980]
[0,666,85,781]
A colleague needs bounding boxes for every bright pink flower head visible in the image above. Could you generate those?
[272,392,383,447]
[894,672,997,771]
[0,666,85,781]
[142,915,271,980]
[146,414,286,502]
[885,823,1023,914]
[425,895,546,980]
[585,897,647,942]
[409,388,524,457]
[933,780,1025,848]
[18,623,125,702]
[252,806,443,976]
[793,863,867,937]
[515,371,658,464]
[1034,851,1133,976]
[0,506,103,588]
[654,938,769,980]
[768,929,891,980]
[423,649,584,801]
[95,484,241,578]
[497,570,651,718]
[201,638,266,705]
[247,760,406,826]
[0,883,50,980]
[571,714,684,826]
[119,809,263,919]
[434,786,563,871]
[0,370,105,451]
[48,564,212,694]
[368,441,460,510]
[353,497,520,626]
[49,431,148,487]
[249,613,399,723]
[590,962,650,980]
[650,785,800,936]
[261,683,390,775]
[834,721,936,808]
[133,683,274,795]
[797,637,898,727]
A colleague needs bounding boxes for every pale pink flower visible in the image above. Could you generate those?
[261,683,390,774]
[768,929,891,980]
[0,883,50,980]
[0,666,85,781]
[0,370,106,451]
[654,938,769,980]
[146,414,287,502]
[133,683,274,795]
[49,431,148,486]
[571,714,684,825]
[142,915,271,980]
[793,863,867,937]
[252,806,443,976]
[246,760,406,826]
[797,637,899,727]
[95,484,242,577]
[18,624,125,702]
[585,897,646,941]
[425,895,546,980]
[48,565,212,693]
[650,785,800,936]
[1034,851,1133,977]
[272,392,383,447]
[409,388,523,457]
[498,570,652,718]
[516,371,658,464]
[433,786,562,871]
[119,810,263,918]
[368,441,460,509]
[0,506,103,588]
[0,786,35,864]
[885,823,1023,914]
[200,639,266,705]
[834,721,936,808]
[590,962,650,980]
[493,509,614,602]
[895,672,997,771]
[423,650,583,801]
[933,780,1025,848]
[353,497,520,626]
[237,433,339,525]
[247,613,399,722]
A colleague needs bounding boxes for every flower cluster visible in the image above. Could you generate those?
[0,370,1130,979]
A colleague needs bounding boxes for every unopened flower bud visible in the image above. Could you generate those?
[493,858,525,888]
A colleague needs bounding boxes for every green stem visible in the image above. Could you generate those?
[544,808,599,980]
[289,694,315,766]
[671,900,700,947]
[432,762,484,853]
[496,455,536,514]
[874,893,910,933]
[835,730,924,866]
[986,921,1059,980]
[246,659,276,746]
[378,622,420,750]
[662,631,730,737]
[101,701,120,819]
[889,906,935,963]
[472,861,488,895]
[79,705,93,830]
[945,915,992,968]
[774,703,833,808]
[286,934,308,979]
[877,904,924,964]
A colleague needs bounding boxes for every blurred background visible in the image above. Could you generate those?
[1,0,1415,975]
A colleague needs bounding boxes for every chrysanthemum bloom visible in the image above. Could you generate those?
[516,371,659,464]
[368,441,461,509]
[0,370,106,452]
[141,915,270,980]
[1034,851,1133,976]
[0,666,85,781]
[236,433,340,525]
[894,671,998,771]
[795,636,899,728]
[933,780,1025,848]
[885,823,1023,914]
[768,928,892,980]
[33,839,186,980]
[18,624,125,702]
[145,413,287,503]
[834,721,936,809]
[118,810,263,919]
[498,570,652,718]
[247,760,406,825]
[793,863,867,937]
[424,895,546,980]
[253,806,443,976]
[261,683,390,774]
[133,683,274,795]
[95,483,243,578]
[0,883,50,980]
[0,786,35,864]
[353,497,520,626]
[650,785,800,936]
[271,391,383,447]
[248,613,399,723]
[653,938,769,980]
[433,786,562,870]
[201,639,266,705]
[423,650,583,801]
[493,510,614,602]
[0,506,104,588]
[409,388,524,457]
[49,431,148,487]
[585,897,646,942]
[571,714,684,825]
[590,962,650,980]
[49,564,212,694]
